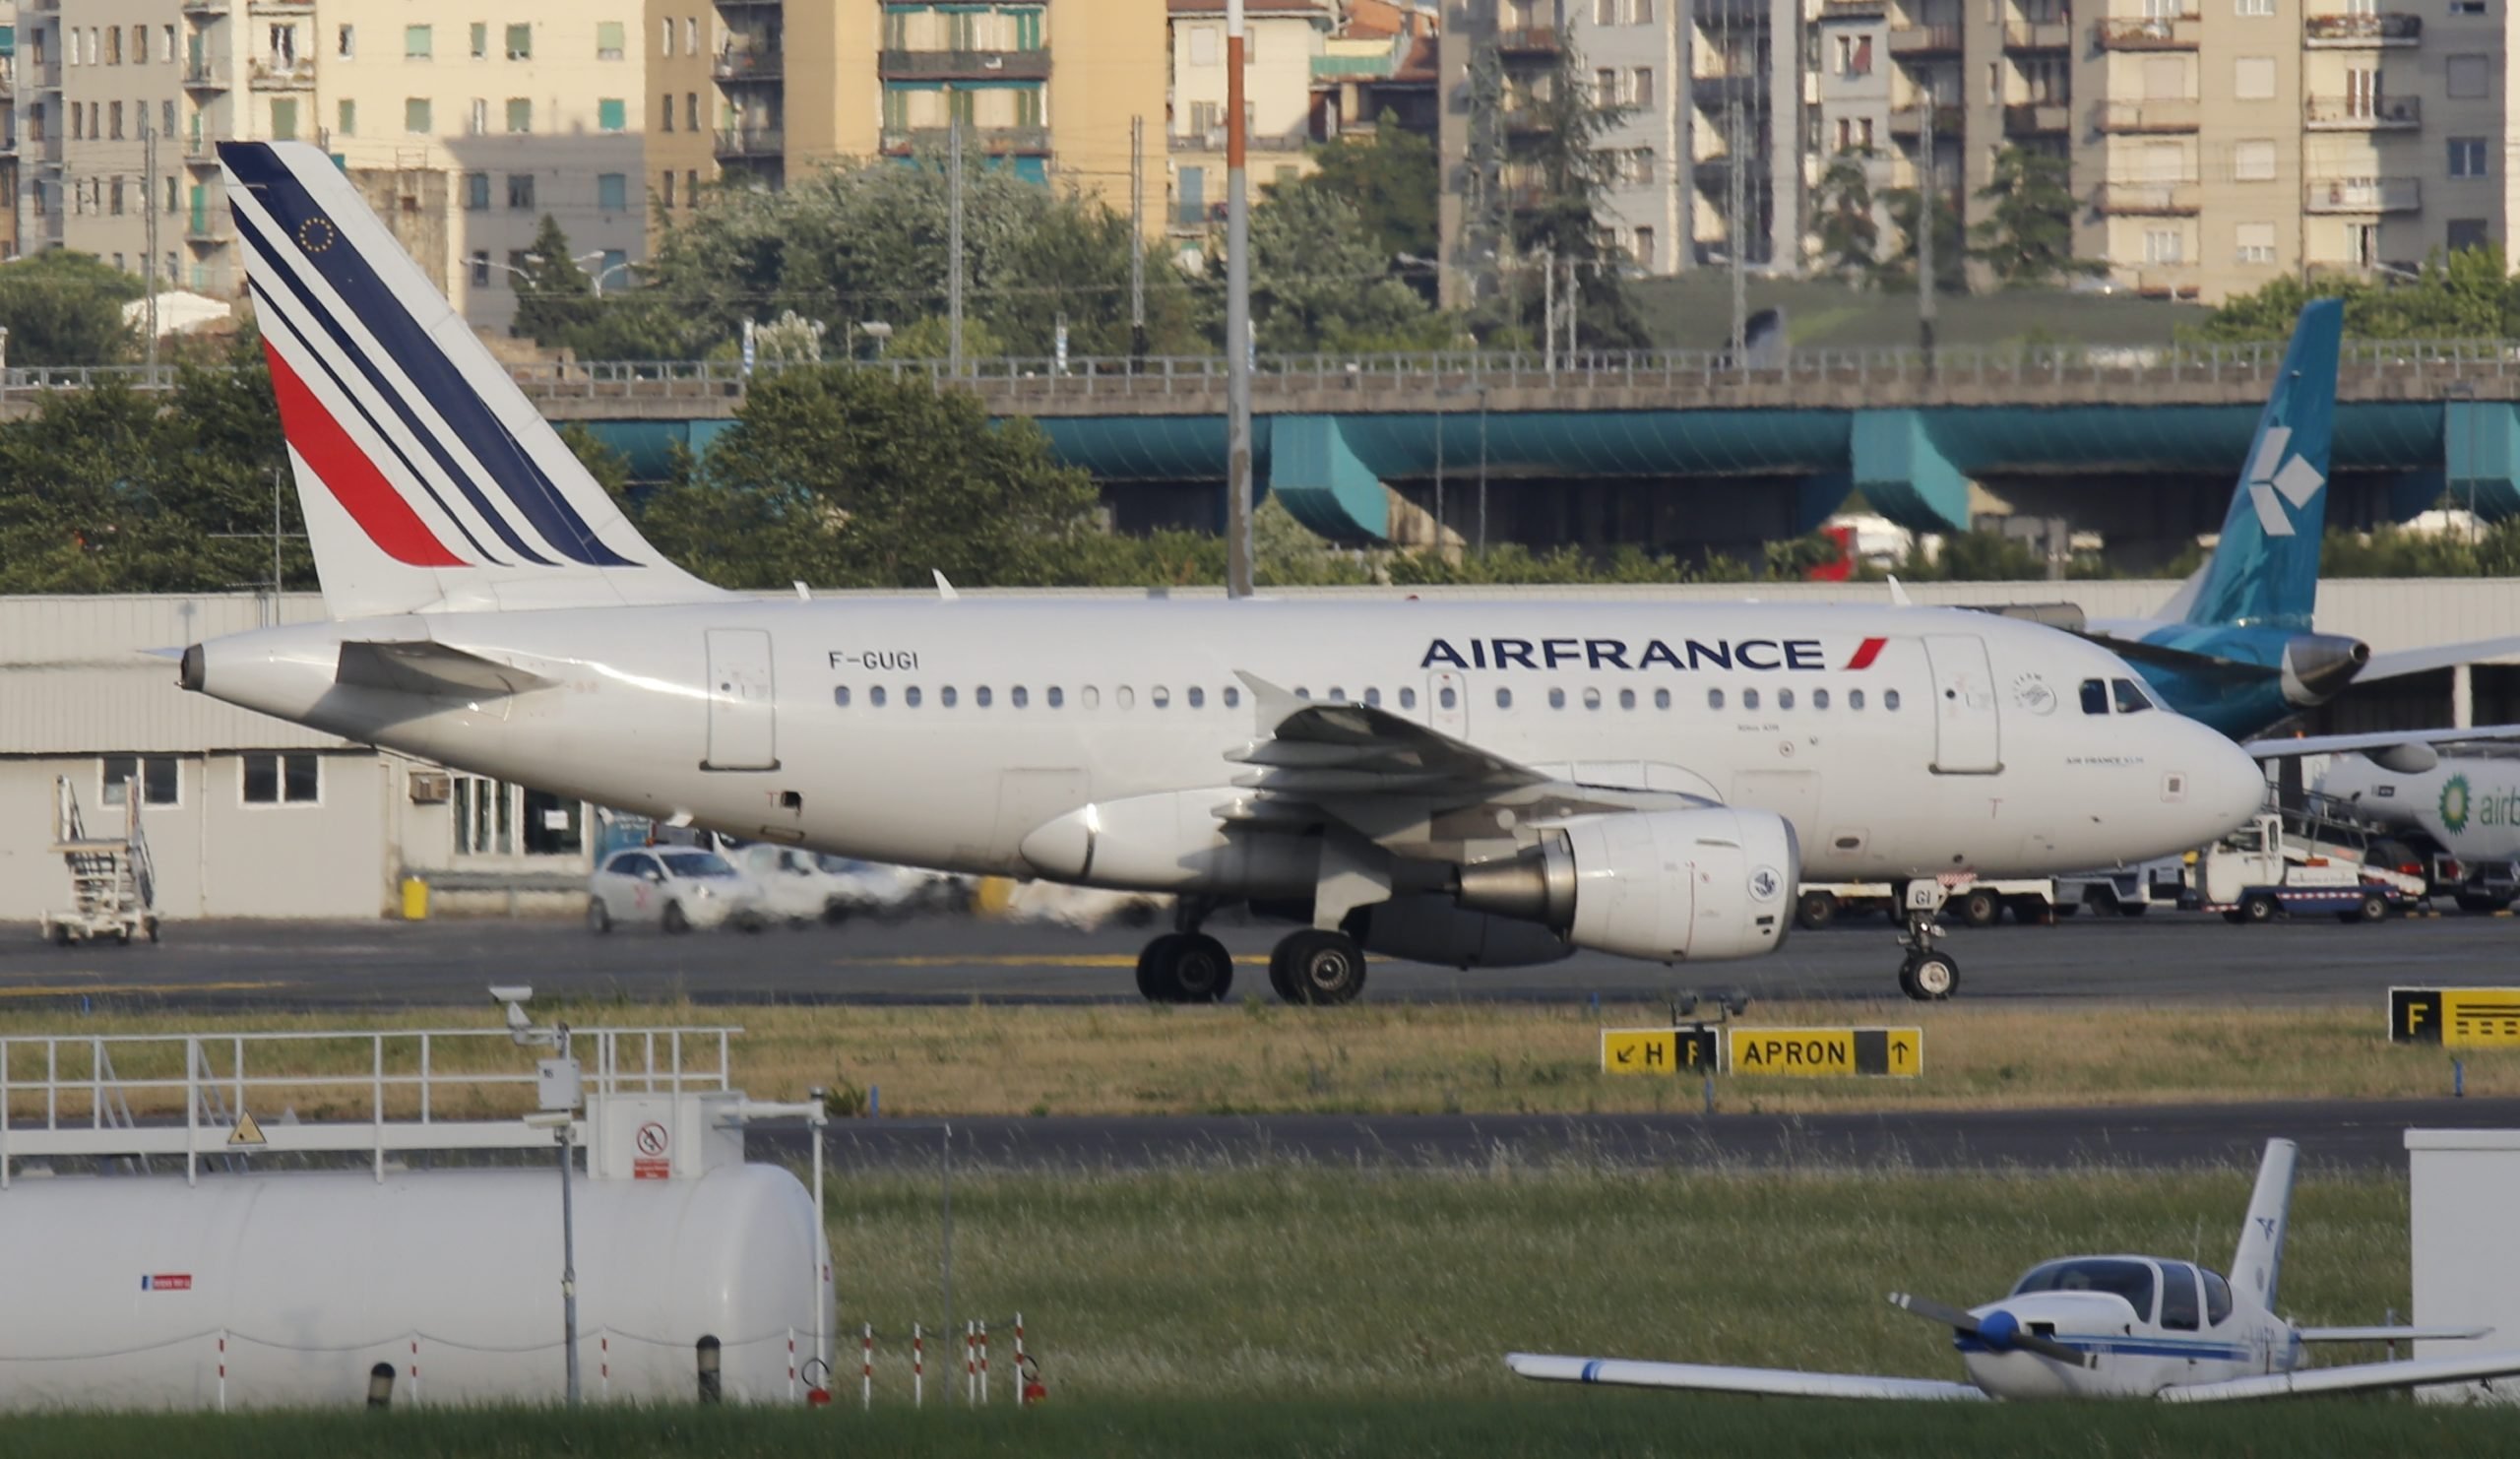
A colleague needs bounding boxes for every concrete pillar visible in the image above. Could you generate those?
[1849,409,1972,533]
[2455,662,2475,730]
[2442,400,2520,523]
[1268,413,1390,543]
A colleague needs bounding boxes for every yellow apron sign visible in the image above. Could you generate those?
[1726,1027,1922,1078]
[2391,987,2520,1047]
[1600,1028,1721,1075]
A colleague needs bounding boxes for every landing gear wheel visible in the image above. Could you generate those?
[1135,932,1188,1002]
[1902,951,1959,1001]
[1169,933,1234,1003]
[1955,889,1999,928]
[1272,928,1367,1006]
[1796,891,1838,931]
[2239,892,2278,924]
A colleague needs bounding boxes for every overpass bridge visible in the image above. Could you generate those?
[16,341,2520,557]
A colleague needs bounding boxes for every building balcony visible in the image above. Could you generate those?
[181,0,230,14]
[1885,101,1963,138]
[184,132,221,163]
[1822,0,1888,14]
[2095,179,2200,215]
[1690,72,1765,111]
[247,0,315,14]
[713,48,785,83]
[247,57,314,91]
[2095,98,2198,132]
[878,47,1052,82]
[881,124,1051,157]
[1169,129,1313,154]
[2306,176,2421,213]
[2095,14,2201,49]
[1494,26,1562,56]
[1887,24,1963,58]
[714,126,786,158]
[2003,101,2070,135]
[183,59,231,91]
[2305,95,2421,129]
[185,216,233,244]
[2304,12,2421,45]
[2133,269,2201,300]
[2002,21,2073,50]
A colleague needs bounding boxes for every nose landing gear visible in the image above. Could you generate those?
[1896,880,1962,1001]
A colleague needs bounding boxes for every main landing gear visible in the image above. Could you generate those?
[1896,881,1962,1002]
[1133,913,1368,1007]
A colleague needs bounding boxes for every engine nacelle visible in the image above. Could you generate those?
[1353,894,1575,970]
[1455,807,1798,963]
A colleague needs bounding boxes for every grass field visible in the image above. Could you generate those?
[1,998,2501,1121]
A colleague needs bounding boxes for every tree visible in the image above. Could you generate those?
[2187,244,2517,343]
[1225,185,1456,353]
[510,216,601,345]
[1275,118,1440,263]
[1875,182,1968,294]
[1811,151,1881,281]
[0,251,145,366]
[1971,147,2097,286]
[1477,45,1652,349]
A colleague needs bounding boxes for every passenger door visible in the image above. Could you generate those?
[1922,634,2001,774]
[702,629,780,772]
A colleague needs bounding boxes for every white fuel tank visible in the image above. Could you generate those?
[0,1163,834,1410]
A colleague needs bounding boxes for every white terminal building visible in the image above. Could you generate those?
[5,582,2520,921]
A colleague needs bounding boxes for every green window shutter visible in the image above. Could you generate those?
[406,96,432,133]
[598,173,627,210]
[337,98,356,135]
[405,25,431,60]
[597,21,625,59]
[507,97,533,132]
[598,97,626,132]
[470,23,487,59]
[506,24,533,60]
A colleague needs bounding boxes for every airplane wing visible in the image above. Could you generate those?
[2361,634,2520,683]
[2297,1325,2491,1343]
[2157,1350,2520,1403]
[1507,1353,1989,1402]
[2244,725,2520,763]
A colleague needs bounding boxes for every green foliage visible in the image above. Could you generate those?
[882,313,1009,362]
[1486,46,1651,349]
[0,251,146,367]
[1222,185,1458,353]
[2188,243,2520,342]
[1276,117,1441,263]
[559,423,633,503]
[1811,151,1881,281]
[1971,147,2099,287]
[2323,520,2520,577]
[509,216,601,345]
[1875,183,1969,295]
[1862,531,2110,582]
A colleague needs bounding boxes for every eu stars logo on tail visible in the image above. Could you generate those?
[218,140,725,619]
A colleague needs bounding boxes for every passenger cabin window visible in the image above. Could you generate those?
[1080,686,1098,709]
[1438,686,1456,709]
[1152,686,1170,709]
[1049,686,1066,708]
[1115,686,1135,710]
[1188,686,1205,709]
[1777,688,1795,710]
[1618,688,1635,710]
[1400,687,1418,710]
[834,686,850,708]
[2159,1261,2202,1331]
[1708,688,1725,709]
[1224,686,1241,708]
[940,686,957,708]
[1742,688,1760,711]
[905,686,922,708]
[1013,686,1030,708]
[611,853,660,879]
[1363,687,1381,708]
[1496,687,1514,709]
[2202,1269,2235,1326]
[1654,688,1670,709]
[1884,689,1902,711]
[1548,688,1567,710]
[976,686,992,707]
[2011,1257,2157,1322]
[1813,688,1830,710]
[870,686,887,707]
[2112,677,2152,714]
[1849,688,1865,710]
[1582,687,1602,710]
[2081,678,2110,715]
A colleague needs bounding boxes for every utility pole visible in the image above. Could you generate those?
[1129,115,1148,361]
[1728,100,1747,376]
[1918,98,1938,371]
[144,120,161,374]
[1224,0,1255,599]
[1563,255,1577,360]
[1541,245,1555,376]
[947,117,966,378]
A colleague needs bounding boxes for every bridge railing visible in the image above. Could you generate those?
[13,340,2520,404]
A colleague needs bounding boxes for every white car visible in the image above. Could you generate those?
[586,848,764,933]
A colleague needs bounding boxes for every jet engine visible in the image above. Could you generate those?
[1453,807,1798,962]
[1351,895,1576,969]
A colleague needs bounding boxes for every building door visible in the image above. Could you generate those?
[703,628,779,771]
[1427,669,1469,738]
[1922,634,2002,774]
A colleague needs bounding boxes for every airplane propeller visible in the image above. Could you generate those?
[1889,1293,2095,1369]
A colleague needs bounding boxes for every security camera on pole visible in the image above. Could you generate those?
[496,984,585,1407]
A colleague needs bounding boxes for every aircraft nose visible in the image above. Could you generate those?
[2185,722,2270,837]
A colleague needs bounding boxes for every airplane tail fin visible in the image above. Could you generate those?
[2232,1138,2298,1312]
[220,141,727,619]
[2181,299,2343,632]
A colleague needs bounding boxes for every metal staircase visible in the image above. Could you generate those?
[40,776,158,947]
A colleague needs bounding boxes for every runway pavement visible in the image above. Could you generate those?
[3,904,2512,1011]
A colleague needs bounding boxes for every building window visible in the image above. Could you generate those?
[406,25,432,60]
[597,21,626,60]
[2448,54,2490,98]
[406,96,432,133]
[508,172,536,209]
[598,97,626,132]
[2233,139,2275,181]
[2236,222,2277,264]
[506,97,533,133]
[2450,0,2485,12]
[338,99,356,136]
[338,24,355,58]
[471,22,488,59]
[1595,67,1617,105]
[470,97,488,135]
[465,171,489,210]
[2448,219,2492,253]
[598,172,627,210]
[471,250,491,285]
[242,753,320,806]
[1189,26,1218,65]
[2235,0,2272,13]
[599,247,627,284]
[687,17,700,53]
[272,97,299,140]
[2234,56,2274,100]
[2450,137,2488,177]
[101,756,180,807]
[1634,225,1656,268]
[1837,35,1873,78]
[685,93,699,131]
[661,93,674,132]
[2145,226,2185,264]
[1631,67,1654,108]
[662,169,676,208]
[506,24,534,60]
[686,168,700,203]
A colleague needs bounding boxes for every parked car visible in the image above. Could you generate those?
[586,848,764,933]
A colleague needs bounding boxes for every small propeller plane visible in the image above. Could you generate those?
[1510,1140,2520,1403]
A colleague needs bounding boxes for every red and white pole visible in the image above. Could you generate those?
[978,1320,989,1404]
[599,1333,610,1401]
[1015,1312,1030,1407]
[861,1323,873,1410]
[788,1327,797,1403]
[965,1321,977,1405]
[914,1323,924,1408]
[410,1335,422,1407]
[217,1330,228,1413]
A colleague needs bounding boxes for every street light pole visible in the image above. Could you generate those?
[1224,0,1256,599]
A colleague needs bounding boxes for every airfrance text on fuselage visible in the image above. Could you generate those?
[1419,636,1886,672]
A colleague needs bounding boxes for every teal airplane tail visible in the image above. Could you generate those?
[2181,298,2344,631]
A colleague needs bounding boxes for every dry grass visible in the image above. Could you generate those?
[0,997,2501,1120]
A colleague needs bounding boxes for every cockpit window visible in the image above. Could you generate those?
[2201,1268,2234,1326]
[2111,677,2153,714]
[2011,1258,2157,1321]
[2158,1260,2201,1331]
[2080,678,2110,715]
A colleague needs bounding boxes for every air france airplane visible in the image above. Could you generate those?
[179,142,2263,1004]
[1511,1140,2520,1402]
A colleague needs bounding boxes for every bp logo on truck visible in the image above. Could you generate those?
[2440,774,2474,835]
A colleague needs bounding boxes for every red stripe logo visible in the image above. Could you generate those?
[1843,637,1889,670]
[264,343,467,567]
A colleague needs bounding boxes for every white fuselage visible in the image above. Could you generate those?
[2321,754,2520,868]
[1959,1261,2297,1400]
[190,599,2264,891]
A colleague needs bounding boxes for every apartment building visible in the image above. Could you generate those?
[20,4,194,288]
[1682,0,1800,271]
[1572,0,1677,274]
[1,2,20,261]
[643,1,719,235]
[1168,0,1332,237]
[316,5,649,336]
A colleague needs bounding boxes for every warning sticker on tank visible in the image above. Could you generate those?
[141,1274,193,1292]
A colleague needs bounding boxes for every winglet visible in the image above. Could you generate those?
[1233,669,1308,733]
[1887,576,1914,608]
[933,570,960,602]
